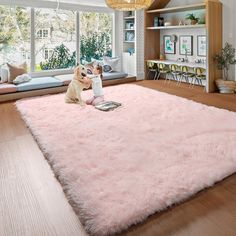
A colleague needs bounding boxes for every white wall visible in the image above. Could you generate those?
[222,0,236,80]
[160,28,207,61]
[135,10,145,79]
[166,0,236,80]
[114,11,123,71]
[160,9,206,62]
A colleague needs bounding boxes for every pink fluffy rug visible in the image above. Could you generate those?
[16,84,236,236]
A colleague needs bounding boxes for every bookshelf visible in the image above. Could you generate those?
[146,24,206,30]
[122,11,136,76]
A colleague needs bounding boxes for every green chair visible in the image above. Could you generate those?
[147,61,158,80]
[181,66,195,85]
[158,63,171,82]
[170,64,182,83]
[193,67,207,90]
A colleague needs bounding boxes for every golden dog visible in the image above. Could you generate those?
[65,65,92,105]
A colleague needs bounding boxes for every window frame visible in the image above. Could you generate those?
[36,28,50,39]
[44,48,53,60]
[37,29,43,38]
[42,29,49,38]
[0,0,115,77]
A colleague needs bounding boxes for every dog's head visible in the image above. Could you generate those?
[74,64,87,79]
[74,64,92,87]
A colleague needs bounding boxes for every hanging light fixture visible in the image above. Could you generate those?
[105,0,154,11]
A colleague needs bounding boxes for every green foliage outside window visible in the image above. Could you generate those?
[0,6,112,70]
[0,6,30,48]
[80,32,112,63]
[40,44,76,70]
[40,31,112,70]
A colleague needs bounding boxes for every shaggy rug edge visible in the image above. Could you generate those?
[15,86,236,236]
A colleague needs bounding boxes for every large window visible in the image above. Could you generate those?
[80,12,112,63]
[35,8,76,71]
[0,5,30,67]
[0,3,114,74]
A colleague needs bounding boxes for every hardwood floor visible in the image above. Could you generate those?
[135,80,236,112]
[0,80,236,236]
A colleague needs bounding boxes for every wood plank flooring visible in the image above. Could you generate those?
[0,80,236,236]
[135,80,236,112]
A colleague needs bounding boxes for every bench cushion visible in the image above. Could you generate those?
[0,83,17,94]
[54,72,128,84]
[54,74,73,85]
[103,72,128,80]
[17,77,63,92]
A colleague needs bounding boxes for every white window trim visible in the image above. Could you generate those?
[37,29,42,38]
[42,29,49,38]
[76,11,80,65]
[30,68,74,78]
[30,8,35,72]
[112,13,115,58]
[44,48,53,59]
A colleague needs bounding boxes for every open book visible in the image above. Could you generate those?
[95,101,122,112]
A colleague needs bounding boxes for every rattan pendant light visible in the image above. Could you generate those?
[105,0,153,11]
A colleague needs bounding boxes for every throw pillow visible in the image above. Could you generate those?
[13,74,31,85]
[103,56,120,72]
[103,64,112,73]
[7,62,27,83]
[0,67,9,83]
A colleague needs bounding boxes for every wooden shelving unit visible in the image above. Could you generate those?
[144,0,223,93]
[146,24,206,30]
[123,11,136,76]
[146,3,206,14]
[123,11,135,50]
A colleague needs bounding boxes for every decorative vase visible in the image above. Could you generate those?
[215,79,236,94]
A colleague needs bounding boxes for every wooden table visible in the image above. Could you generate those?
[146,59,207,70]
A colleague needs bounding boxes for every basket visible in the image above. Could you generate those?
[215,79,236,94]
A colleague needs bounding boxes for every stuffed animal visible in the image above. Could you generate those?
[86,65,104,106]
[65,64,92,105]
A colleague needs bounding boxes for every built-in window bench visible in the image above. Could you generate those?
[0,72,135,102]
[146,59,206,86]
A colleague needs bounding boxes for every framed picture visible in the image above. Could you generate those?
[164,35,175,54]
[197,35,207,57]
[154,17,159,27]
[179,36,193,55]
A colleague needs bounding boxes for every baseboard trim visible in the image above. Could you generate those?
[136,72,145,81]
